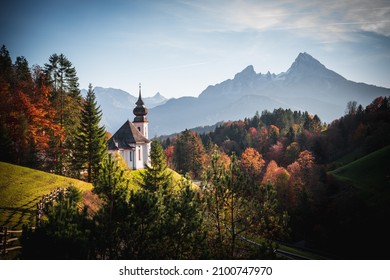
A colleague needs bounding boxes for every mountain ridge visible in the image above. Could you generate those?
[147,52,389,136]
[80,86,168,132]
[85,52,390,136]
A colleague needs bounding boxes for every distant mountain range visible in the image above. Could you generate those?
[84,53,390,136]
[80,87,168,133]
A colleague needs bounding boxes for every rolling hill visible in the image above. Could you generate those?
[329,145,390,208]
[0,162,93,229]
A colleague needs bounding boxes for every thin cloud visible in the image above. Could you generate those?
[178,0,390,41]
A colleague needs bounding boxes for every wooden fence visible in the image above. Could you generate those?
[36,187,70,225]
[1,227,24,256]
[1,187,70,256]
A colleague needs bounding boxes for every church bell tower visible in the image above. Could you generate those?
[133,83,149,139]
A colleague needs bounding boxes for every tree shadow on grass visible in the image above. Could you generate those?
[0,206,36,229]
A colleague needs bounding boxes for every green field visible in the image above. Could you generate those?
[0,162,93,229]
[329,145,390,208]
[0,162,197,230]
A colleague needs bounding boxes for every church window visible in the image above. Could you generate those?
[129,151,133,162]
[138,147,141,161]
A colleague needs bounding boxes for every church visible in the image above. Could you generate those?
[107,84,151,169]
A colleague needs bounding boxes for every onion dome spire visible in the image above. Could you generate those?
[133,83,148,122]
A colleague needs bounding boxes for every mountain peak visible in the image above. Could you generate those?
[234,65,256,80]
[286,52,345,81]
[291,52,325,71]
[150,92,167,101]
[153,92,163,98]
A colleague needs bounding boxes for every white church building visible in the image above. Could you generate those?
[107,84,151,169]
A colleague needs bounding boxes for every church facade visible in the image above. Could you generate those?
[107,84,151,169]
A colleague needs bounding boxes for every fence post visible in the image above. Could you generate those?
[2,227,7,256]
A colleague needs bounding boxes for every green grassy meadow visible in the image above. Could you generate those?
[0,162,93,229]
[0,161,197,230]
[329,145,390,209]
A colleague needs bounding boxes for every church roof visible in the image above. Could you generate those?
[107,120,150,150]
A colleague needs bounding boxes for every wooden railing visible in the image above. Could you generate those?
[36,187,70,225]
[1,187,70,256]
[1,227,26,256]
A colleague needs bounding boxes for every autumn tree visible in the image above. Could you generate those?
[284,141,300,165]
[73,84,107,182]
[164,145,175,169]
[173,129,206,179]
[303,114,322,133]
[240,147,265,182]
[203,151,288,258]
[0,46,63,167]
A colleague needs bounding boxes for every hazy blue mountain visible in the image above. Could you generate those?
[80,87,168,133]
[85,53,390,136]
[147,52,389,136]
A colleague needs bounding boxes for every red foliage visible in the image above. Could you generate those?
[165,145,174,168]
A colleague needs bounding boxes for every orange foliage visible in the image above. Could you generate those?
[297,150,315,171]
[0,68,64,162]
[240,147,265,177]
[262,160,280,185]
[269,125,280,136]
[165,145,174,168]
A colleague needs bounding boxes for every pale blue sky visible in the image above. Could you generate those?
[2,0,390,98]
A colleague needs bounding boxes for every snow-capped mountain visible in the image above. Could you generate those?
[147,52,389,136]
[80,87,168,132]
[84,53,389,136]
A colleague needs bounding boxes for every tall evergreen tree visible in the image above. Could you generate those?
[141,140,172,191]
[93,154,129,259]
[73,84,107,182]
[44,53,81,174]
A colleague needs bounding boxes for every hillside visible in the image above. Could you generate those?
[329,145,390,207]
[0,162,93,229]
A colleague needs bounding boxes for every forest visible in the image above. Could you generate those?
[1,45,389,259]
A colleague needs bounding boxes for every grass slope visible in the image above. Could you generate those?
[0,162,93,229]
[329,145,390,208]
[129,168,198,191]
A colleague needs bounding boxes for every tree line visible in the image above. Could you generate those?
[161,97,390,258]
[0,45,106,182]
[20,140,290,259]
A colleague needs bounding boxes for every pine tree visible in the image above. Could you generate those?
[73,84,107,182]
[163,177,207,259]
[93,154,129,259]
[44,53,81,174]
[141,140,172,191]
[20,186,93,259]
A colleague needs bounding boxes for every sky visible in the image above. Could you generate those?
[1,0,390,98]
